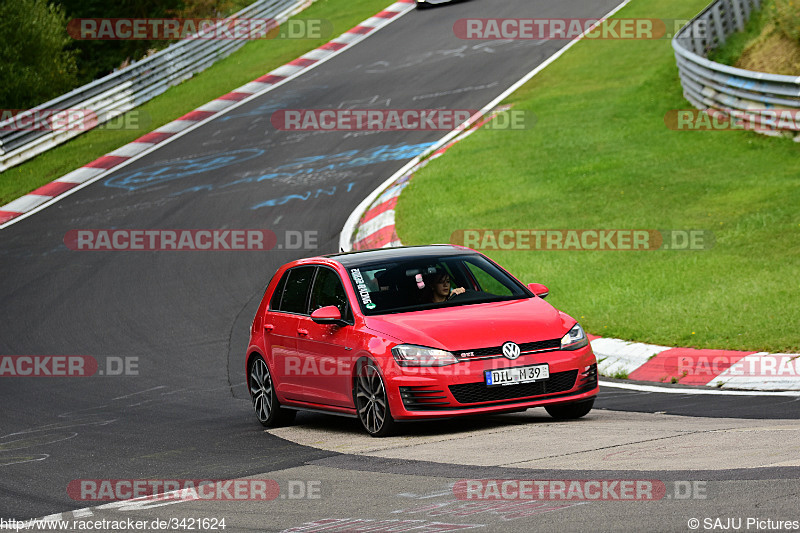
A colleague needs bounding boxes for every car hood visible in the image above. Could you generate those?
[364,297,574,351]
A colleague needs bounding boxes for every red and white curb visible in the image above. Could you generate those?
[590,336,800,391]
[0,0,416,229]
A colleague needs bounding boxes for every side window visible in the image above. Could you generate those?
[276,266,316,314]
[309,268,352,322]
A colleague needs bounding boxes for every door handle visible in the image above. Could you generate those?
[264,324,274,332]
[297,328,308,336]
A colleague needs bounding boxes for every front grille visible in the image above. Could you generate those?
[449,369,578,404]
[399,386,450,411]
[456,338,561,359]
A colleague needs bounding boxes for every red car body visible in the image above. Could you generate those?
[246,245,598,436]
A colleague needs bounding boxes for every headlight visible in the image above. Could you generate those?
[391,345,458,366]
[561,323,588,350]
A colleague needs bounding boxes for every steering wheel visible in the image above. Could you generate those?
[447,289,471,301]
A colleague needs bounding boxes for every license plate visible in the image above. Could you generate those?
[485,364,549,387]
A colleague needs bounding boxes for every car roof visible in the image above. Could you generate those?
[325,244,476,268]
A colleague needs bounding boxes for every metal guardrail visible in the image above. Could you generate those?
[672,0,800,140]
[0,0,311,172]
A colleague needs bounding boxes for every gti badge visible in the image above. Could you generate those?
[502,341,521,360]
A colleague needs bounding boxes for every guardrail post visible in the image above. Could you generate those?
[711,4,725,47]
[732,0,745,32]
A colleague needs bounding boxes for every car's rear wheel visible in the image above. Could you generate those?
[545,398,594,420]
[249,355,296,427]
[355,362,396,437]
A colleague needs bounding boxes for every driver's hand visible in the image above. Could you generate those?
[450,287,466,296]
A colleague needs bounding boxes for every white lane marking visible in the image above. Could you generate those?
[339,0,635,251]
[112,386,167,400]
[600,380,800,396]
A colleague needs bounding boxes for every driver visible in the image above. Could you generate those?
[421,269,466,303]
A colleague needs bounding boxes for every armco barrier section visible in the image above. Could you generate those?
[672,0,800,141]
[0,0,310,172]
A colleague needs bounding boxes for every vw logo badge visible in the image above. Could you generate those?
[502,341,521,360]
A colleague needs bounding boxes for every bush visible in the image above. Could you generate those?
[0,0,78,109]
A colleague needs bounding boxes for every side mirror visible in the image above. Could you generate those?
[310,305,348,326]
[527,283,549,299]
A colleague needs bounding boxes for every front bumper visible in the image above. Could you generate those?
[385,346,598,420]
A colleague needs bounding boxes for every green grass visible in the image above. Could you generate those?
[708,0,770,66]
[395,0,800,353]
[708,0,800,75]
[0,0,392,205]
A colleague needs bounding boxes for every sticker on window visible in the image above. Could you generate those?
[351,268,376,309]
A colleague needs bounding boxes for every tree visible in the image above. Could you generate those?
[0,0,78,109]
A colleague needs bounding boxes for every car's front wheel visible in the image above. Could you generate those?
[545,398,594,420]
[249,355,296,427]
[355,362,396,437]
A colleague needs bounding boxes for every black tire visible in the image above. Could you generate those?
[415,1,428,9]
[545,398,594,420]
[249,355,296,427]
[354,361,396,437]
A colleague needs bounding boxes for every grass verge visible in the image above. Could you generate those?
[0,0,393,205]
[395,0,800,352]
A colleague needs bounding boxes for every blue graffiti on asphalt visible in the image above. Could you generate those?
[104,149,265,191]
[252,182,356,209]
[167,141,436,198]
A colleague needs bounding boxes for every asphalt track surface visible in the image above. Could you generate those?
[1,0,798,530]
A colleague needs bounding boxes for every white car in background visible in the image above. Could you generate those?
[416,0,457,8]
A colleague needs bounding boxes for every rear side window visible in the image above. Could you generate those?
[268,271,289,310]
[272,266,316,314]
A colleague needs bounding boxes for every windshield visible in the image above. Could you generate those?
[346,253,530,315]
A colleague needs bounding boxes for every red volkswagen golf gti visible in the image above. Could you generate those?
[246,245,598,437]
